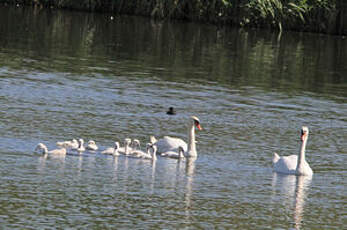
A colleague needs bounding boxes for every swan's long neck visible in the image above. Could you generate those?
[187,120,197,157]
[114,143,119,154]
[146,146,151,156]
[79,140,83,148]
[296,137,308,174]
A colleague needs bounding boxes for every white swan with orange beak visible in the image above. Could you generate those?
[151,116,202,158]
[273,126,313,176]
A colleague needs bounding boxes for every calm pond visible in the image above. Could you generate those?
[0,5,346,229]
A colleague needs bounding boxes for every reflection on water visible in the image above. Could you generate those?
[272,173,312,230]
[0,6,346,98]
[185,158,196,222]
[148,159,157,194]
[112,155,119,182]
[77,155,83,177]
[185,158,196,177]
[294,176,312,230]
[37,154,48,173]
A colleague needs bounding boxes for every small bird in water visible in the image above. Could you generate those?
[166,107,176,115]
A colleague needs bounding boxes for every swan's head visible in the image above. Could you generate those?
[78,138,84,147]
[301,126,309,141]
[191,116,202,130]
[146,142,152,149]
[35,143,47,154]
[124,138,131,146]
[36,143,45,148]
[146,142,152,153]
[149,136,157,144]
[88,140,96,145]
[132,139,140,149]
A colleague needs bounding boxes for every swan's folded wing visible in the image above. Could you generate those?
[87,145,98,151]
[156,136,187,154]
[56,141,72,148]
[48,148,66,155]
[101,148,114,155]
[118,147,133,155]
[273,155,298,174]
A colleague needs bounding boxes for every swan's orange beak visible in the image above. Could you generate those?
[301,132,306,141]
[194,120,202,130]
[196,123,202,130]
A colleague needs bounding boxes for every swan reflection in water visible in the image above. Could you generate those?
[184,158,196,222]
[150,159,157,194]
[37,150,66,177]
[37,153,48,173]
[108,154,119,183]
[272,173,312,230]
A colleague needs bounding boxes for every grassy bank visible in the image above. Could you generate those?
[2,0,346,35]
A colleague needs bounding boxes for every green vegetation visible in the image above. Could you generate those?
[1,0,346,34]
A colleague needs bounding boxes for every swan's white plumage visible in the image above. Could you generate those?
[273,154,299,174]
[101,142,120,155]
[155,136,187,153]
[151,116,201,157]
[35,143,66,155]
[77,139,85,152]
[151,145,157,161]
[86,140,98,151]
[56,140,70,148]
[161,146,185,159]
[131,139,141,151]
[118,138,132,155]
[56,139,78,149]
[272,152,280,165]
[273,126,313,176]
[69,139,79,149]
[129,142,153,159]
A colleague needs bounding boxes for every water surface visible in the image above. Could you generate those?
[0,6,346,229]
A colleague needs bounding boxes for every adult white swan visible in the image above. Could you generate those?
[35,143,66,155]
[151,116,202,158]
[273,126,313,176]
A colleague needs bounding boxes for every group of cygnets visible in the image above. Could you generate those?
[34,137,161,160]
[34,115,314,176]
